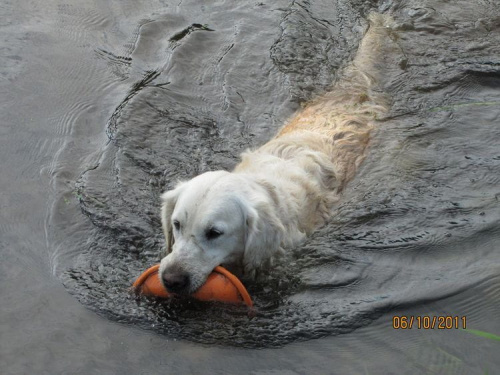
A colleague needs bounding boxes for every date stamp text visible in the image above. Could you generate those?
[392,316,467,330]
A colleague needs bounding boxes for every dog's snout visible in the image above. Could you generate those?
[161,272,190,293]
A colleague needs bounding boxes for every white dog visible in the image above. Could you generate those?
[159,14,393,294]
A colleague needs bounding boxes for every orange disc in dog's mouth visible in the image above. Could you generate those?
[132,264,253,307]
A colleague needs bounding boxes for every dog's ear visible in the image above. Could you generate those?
[161,182,186,255]
[242,197,285,276]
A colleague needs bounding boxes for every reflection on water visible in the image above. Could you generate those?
[51,0,500,352]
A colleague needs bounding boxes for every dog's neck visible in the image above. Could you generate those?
[234,131,341,249]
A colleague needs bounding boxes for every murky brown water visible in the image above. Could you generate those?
[2,0,499,373]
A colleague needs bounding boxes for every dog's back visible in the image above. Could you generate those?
[234,13,398,234]
[277,13,395,187]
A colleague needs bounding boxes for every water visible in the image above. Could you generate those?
[2,0,499,373]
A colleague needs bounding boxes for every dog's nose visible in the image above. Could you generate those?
[161,272,190,293]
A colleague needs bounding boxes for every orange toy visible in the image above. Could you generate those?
[132,264,253,307]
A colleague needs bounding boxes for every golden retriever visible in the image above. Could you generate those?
[159,14,394,294]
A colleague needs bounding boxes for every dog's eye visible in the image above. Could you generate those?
[206,228,223,240]
[173,220,180,231]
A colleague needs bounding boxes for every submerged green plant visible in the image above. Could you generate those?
[462,329,500,342]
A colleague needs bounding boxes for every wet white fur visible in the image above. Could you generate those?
[159,14,395,292]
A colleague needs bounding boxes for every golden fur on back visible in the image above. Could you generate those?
[234,13,394,237]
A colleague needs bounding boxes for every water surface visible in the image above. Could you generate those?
[2,0,499,373]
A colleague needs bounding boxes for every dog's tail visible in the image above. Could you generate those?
[334,12,398,109]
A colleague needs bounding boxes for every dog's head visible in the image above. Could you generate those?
[158,171,284,294]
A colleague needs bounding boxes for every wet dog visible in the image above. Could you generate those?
[159,14,393,294]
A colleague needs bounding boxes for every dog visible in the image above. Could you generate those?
[159,14,394,294]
